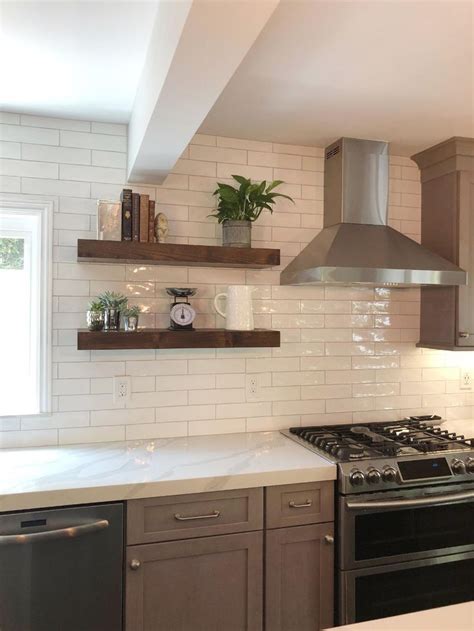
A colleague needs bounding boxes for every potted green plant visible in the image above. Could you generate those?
[86,298,104,331]
[97,291,128,331]
[123,305,141,332]
[210,175,294,247]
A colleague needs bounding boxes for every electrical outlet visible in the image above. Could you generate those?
[460,369,473,390]
[246,375,260,401]
[114,376,131,405]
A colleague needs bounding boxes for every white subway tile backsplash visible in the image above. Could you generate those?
[0,112,20,124]
[0,175,21,192]
[0,141,21,158]
[91,122,126,136]
[1,123,59,145]
[60,130,126,152]
[189,145,247,164]
[20,115,90,132]
[22,177,90,197]
[2,113,470,448]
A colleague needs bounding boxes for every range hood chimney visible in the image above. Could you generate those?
[280,137,466,286]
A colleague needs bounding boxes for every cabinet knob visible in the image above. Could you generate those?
[130,559,141,571]
[324,534,334,544]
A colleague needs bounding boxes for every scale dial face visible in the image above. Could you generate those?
[170,303,196,327]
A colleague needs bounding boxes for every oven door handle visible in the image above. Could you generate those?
[346,489,474,510]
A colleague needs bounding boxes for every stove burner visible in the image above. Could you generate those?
[288,417,474,463]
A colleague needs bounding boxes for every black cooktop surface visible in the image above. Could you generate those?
[288,416,474,463]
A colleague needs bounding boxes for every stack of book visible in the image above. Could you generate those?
[120,188,156,242]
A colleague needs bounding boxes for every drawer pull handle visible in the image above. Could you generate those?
[174,510,221,521]
[289,499,312,509]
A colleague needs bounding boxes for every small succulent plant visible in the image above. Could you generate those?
[123,305,140,317]
[97,291,128,310]
[88,298,104,313]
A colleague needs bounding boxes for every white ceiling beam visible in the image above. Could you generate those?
[127,0,279,184]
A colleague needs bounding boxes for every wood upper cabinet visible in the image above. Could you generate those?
[126,531,263,631]
[412,137,474,350]
[265,523,335,631]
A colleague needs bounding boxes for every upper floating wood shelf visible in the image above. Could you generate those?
[77,239,280,268]
[77,328,280,350]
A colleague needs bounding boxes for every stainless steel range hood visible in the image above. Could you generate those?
[280,137,466,286]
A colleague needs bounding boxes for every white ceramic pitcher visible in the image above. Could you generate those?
[214,285,254,330]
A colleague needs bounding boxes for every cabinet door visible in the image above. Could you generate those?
[457,170,474,345]
[126,531,263,631]
[265,523,334,631]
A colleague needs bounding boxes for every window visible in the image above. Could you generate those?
[0,200,52,416]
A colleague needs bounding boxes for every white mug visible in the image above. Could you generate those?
[214,285,254,330]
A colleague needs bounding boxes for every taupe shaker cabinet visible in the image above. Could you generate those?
[125,481,335,631]
[412,137,474,350]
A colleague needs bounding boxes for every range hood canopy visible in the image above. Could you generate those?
[280,137,466,287]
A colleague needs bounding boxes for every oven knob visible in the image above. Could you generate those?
[349,470,365,486]
[451,459,466,475]
[467,458,474,474]
[367,468,382,485]
[382,466,397,483]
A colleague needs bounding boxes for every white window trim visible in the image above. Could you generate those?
[0,197,53,415]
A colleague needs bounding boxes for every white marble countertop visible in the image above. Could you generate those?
[329,601,474,630]
[0,431,336,512]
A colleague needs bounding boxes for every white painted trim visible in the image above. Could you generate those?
[0,196,53,415]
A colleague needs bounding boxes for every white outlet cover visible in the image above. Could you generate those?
[459,369,474,390]
[113,376,131,405]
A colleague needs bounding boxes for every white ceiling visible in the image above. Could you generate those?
[199,0,474,155]
[0,1,158,122]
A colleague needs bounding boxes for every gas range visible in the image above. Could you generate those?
[282,415,474,494]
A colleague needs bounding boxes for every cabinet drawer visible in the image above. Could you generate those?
[265,481,334,529]
[127,487,263,544]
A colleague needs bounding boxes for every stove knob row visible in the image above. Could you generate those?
[451,459,466,475]
[367,468,382,485]
[349,470,365,486]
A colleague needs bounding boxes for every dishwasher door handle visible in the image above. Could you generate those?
[0,519,109,546]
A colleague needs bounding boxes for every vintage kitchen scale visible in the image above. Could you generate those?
[166,288,197,331]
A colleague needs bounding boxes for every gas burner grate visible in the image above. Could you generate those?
[289,417,473,463]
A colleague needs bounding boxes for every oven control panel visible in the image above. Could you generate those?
[340,454,474,494]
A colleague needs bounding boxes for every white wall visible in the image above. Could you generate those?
[0,112,472,448]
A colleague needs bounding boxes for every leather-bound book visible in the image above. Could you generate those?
[120,188,132,241]
[131,192,140,241]
[148,199,155,242]
[139,194,150,242]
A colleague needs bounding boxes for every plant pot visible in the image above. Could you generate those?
[86,310,104,331]
[103,308,121,331]
[222,220,251,248]
[124,315,139,332]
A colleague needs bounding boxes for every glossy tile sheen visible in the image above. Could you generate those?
[1,114,473,448]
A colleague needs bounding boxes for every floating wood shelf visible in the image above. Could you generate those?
[77,329,280,350]
[77,239,280,268]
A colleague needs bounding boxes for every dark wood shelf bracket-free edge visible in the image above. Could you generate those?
[77,239,280,269]
[77,329,280,350]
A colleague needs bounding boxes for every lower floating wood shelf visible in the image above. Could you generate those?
[77,328,280,350]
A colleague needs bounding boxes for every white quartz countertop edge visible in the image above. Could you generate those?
[328,601,474,630]
[0,431,336,512]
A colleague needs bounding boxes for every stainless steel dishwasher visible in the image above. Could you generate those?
[0,502,123,631]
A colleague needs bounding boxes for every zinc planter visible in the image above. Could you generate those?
[86,310,104,331]
[222,220,251,248]
[103,308,121,331]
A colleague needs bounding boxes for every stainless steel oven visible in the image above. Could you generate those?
[338,483,474,624]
